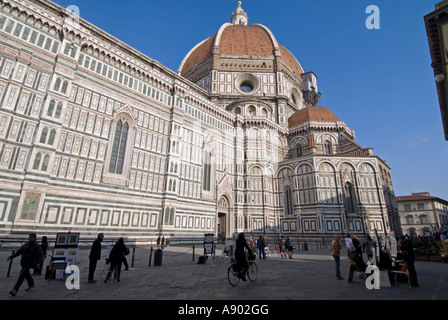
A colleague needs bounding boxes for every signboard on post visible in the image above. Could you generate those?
[204,233,214,255]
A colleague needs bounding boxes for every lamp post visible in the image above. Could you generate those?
[261,170,266,236]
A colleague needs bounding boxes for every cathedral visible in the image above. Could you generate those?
[0,0,401,242]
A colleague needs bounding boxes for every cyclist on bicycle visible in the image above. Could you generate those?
[235,232,251,281]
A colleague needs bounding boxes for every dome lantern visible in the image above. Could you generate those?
[231,1,248,26]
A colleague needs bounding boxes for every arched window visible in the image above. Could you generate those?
[47,99,55,116]
[20,193,39,220]
[109,119,129,174]
[283,186,294,216]
[39,127,48,143]
[61,80,68,94]
[248,105,256,116]
[202,151,211,191]
[41,154,50,171]
[33,152,42,170]
[55,102,63,118]
[324,140,333,155]
[262,108,268,117]
[54,78,61,91]
[295,145,303,158]
[48,129,56,145]
[344,182,356,213]
[163,207,175,225]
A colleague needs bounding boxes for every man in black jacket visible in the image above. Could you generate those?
[88,233,104,283]
[7,233,43,296]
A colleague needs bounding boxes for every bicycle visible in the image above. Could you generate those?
[227,252,258,287]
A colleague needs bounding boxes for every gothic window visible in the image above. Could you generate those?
[54,78,61,91]
[202,151,211,191]
[20,193,39,220]
[344,182,356,213]
[283,186,293,216]
[163,207,175,225]
[297,164,314,205]
[109,119,129,174]
[47,99,55,116]
[41,154,50,171]
[33,152,41,170]
[61,80,68,94]
[39,127,48,143]
[53,77,69,94]
[295,145,303,158]
[48,129,56,145]
[55,102,63,118]
[33,152,50,172]
[324,140,333,155]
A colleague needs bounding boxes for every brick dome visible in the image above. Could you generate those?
[288,106,341,128]
[178,16,304,78]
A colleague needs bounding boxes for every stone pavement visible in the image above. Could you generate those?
[0,243,447,303]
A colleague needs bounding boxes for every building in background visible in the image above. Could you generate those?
[396,192,448,236]
[425,0,448,141]
[0,0,400,241]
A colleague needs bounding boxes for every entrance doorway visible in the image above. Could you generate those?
[217,196,230,239]
[218,212,226,240]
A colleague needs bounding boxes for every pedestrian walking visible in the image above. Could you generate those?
[331,235,344,280]
[364,235,375,261]
[88,233,104,283]
[248,236,256,255]
[34,236,48,275]
[285,236,294,259]
[104,237,127,283]
[157,236,161,248]
[7,233,43,296]
[351,234,364,263]
[279,236,287,259]
[257,236,266,260]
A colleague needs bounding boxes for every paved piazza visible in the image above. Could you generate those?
[1,245,446,301]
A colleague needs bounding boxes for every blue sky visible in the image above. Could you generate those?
[53,0,448,200]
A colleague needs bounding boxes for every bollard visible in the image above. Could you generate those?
[192,245,195,262]
[149,247,153,266]
[131,247,135,268]
[154,249,163,266]
[6,250,14,277]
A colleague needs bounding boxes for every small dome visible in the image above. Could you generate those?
[288,106,341,128]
